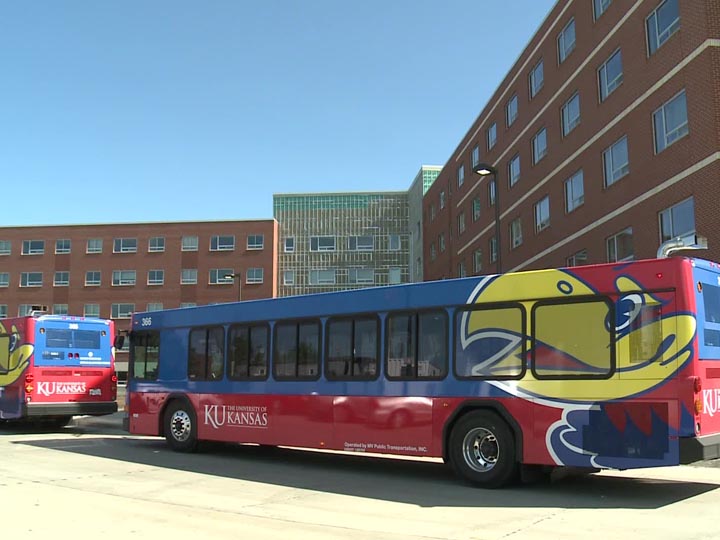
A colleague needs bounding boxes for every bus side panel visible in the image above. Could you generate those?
[0,317,31,420]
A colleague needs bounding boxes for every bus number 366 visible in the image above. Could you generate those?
[141,317,152,327]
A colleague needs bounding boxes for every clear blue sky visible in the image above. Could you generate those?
[0,1,555,226]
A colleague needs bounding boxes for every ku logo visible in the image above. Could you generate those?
[204,404,269,429]
[703,388,720,417]
[37,382,87,397]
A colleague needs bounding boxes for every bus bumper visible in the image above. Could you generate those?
[679,433,720,464]
[22,401,118,417]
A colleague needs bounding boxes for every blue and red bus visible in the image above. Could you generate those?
[0,310,120,427]
[125,256,720,487]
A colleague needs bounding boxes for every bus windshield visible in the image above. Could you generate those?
[35,322,111,367]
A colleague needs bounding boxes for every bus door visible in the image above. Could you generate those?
[692,265,720,434]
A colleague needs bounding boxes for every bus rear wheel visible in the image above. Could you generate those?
[448,410,518,488]
[164,400,198,453]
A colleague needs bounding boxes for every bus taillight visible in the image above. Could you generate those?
[693,376,702,393]
[24,374,34,394]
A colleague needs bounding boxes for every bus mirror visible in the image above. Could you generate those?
[114,335,125,349]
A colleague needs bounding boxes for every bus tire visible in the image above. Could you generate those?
[164,400,198,453]
[448,410,518,488]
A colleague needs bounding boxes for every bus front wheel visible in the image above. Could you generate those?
[164,400,198,453]
[448,410,518,488]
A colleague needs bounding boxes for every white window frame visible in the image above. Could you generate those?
[457,164,465,188]
[86,238,103,254]
[646,0,680,56]
[653,90,689,153]
[246,268,264,284]
[283,270,295,286]
[0,240,10,255]
[53,271,70,287]
[210,268,234,284]
[506,94,518,127]
[594,0,612,20]
[181,269,198,285]
[247,235,264,250]
[111,303,135,319]
[112,270,137,286]
[0,305,6,318]
[148,236,165,253]
[472,198,481,222]
[530,60,544,98]
[388,234,401,251]
[22,240,45,255]
[348,235,374,251]
[510,219,523,249]
[284,237,295,253]
[607,228,634,262]
[147,269,165,286]
[659,197,695,243]
[388,267,402,285]
[598,49,623,102]
[146,303,163,312]
[508,154,520,186]
[487,122,497,150]
[534,196,550,233]
[55,239,71,254]
[567,249,588,267]
[309,269,336,285]
[558,18,576,63]
[532,128,548,164]
[458,212,466,235]
[310,236,336,252]
[440,191,446,209]
[473,249,483,273]
[84,304,100,317]
[113,238,137,253]
[349,268,374,285]
[85,271,101,286]
[0,272,9,287]
[561,92,581,136]
[182,236,199,251]
[53,304,69,315]
[603,136,629,187]
[20,272,43,287]
[471,146,480,168]
[565,170,585,213]
[210,235,235,252]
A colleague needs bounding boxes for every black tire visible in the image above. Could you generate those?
[47,416,73,429]
[448,410,518,488]
[164,400,198,452]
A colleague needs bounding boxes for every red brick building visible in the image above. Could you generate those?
[0,220,278,377]
[424,0,720,280]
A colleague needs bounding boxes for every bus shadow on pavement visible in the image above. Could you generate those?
[15,432,720,510]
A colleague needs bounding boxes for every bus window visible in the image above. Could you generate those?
[188,327,225,380]
[386,310,447,379]
[326,316,379,380]
[702,283,720,347]
[532,298,614,379]
[273,320,320,380]
[629,304,663,363]
[131,331,160,380]
[228,324,268,380]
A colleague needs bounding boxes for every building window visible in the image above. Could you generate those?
[284,237,295,252]
[659,197,695,242]
[603,136,629,187]
[508,154,520,186]
[85,271,101,286]
[647,0,680,55]
[534,196,550,232]
[530,60,544,98]
[472,198,481,222]
[473,249,483,273]
[348,235,374,251]
[309,269,336,285]
[457,164,465,188]
[430,242,436,261]
[111,303,135,319]
[310,236,336,252]
[113,238,137,253]
[506,94,518,127]
[180,302,196,308]
[84,304,100,317]
[607,228,634,262]
[283,270,295,285]
[567,249,589,267]
[148,269,164,285]
[18,305,34,316]
[532,128,548,164]
[210,235,235,251]
[599,49,623,102]
[0,273,9,287]
[458,261,467,278]
[439,233,446,253]
[653,90,688,153]
[112,270,137,286]
[430,204,436,221]
[22,240,44,255]
[458,212,466,235]
[388,267,402,284]
[86,238,102,253]
[55,239,71,254]
[148,237,165,252]
[0,240,10,255]
[210,268,234,284]
[0,305,6,318]
[54,271,69,286]
[510,218,523,248]
[562,92,581,136]
[53,304,68,315]
[594,0,612,19]
[246,268,264,284]
[558,18,576,63]
[181,269,198,285]
[440,191,446,209]
[489,180,496,206]
[490,237,497,263]
[389,234,401,251]
[20,272,43,287]
[247,235,264,250]
[471,145,480,168]
[147,303,163,312]
[487,122,497,150]
[565,170,585,213]
[349,268,374,284]
[182,236,199,251]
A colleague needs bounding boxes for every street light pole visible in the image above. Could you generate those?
[473,163,502,273]
[224,272,242,301]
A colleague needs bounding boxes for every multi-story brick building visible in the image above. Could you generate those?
[0,220,278,377]
[424,0,720,280]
